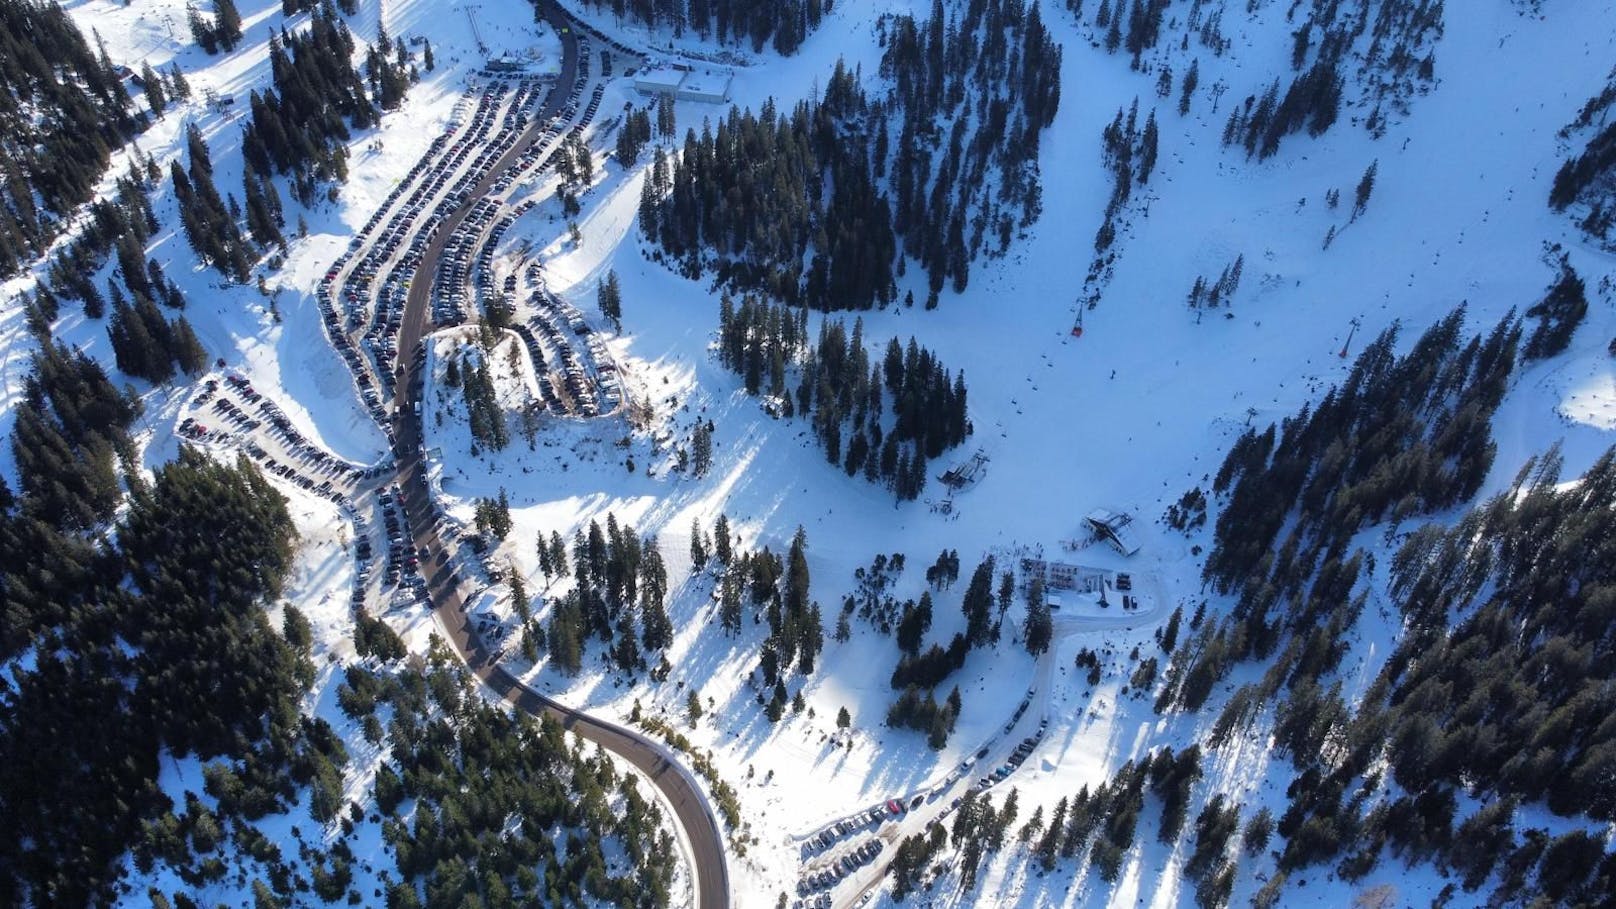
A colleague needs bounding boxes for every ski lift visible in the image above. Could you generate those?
[1339,316,1361,358]
[1070,305,1085,338]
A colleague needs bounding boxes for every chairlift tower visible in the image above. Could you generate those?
[1339,316,1362,359]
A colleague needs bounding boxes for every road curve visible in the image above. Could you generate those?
[354,3,733,907]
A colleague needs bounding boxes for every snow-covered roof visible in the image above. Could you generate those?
[677,69,731,102]
[1085,507,1123,525]
[633,66,686,92]
[1084,508,1141,556]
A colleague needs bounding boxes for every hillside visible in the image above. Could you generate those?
[2,0,1616,907]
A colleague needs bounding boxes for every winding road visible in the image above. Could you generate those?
[327,3,733,906]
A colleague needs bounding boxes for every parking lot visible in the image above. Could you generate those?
[175,374,444,616]
[782,685,1054,907]
[273,12,638,628]
[160,14,736,909]
[317,52,620,433]
[498,259,624,418]
[789,800,908,904]
[317,77,550,422]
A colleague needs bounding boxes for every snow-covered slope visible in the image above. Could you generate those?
[451,2,1616,906]
[0,0,675,905]
[6,0,1616,906]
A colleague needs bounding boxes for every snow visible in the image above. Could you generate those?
[676,68,732,101]
[635,64,689,89]
[270,487,362,662]
[0,0,674,903]
[464,2,1616,906]
[2,0,1615,906]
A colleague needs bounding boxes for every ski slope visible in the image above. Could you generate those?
[471,2,1616,907]
[4,0,1615,906]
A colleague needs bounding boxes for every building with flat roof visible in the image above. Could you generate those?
[633,66,687,95]
[633,63,733,104]
[677,69,732,103]
[1019,558,1107,592]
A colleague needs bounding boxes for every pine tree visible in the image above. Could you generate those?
[243,167,285,248]
[1139,110,1160,183]
[140,63,167,117]
[1023,595,1051,654]
[189,4,219,54]
[1353,159,1378,216]
[548,595,584,675]
[510,569,529,620]
[691,420,713,476]
[657,93,676,139]
[172,315,207,375]
[495,488,512,538]
[719,573,742,635]
[785,526,810,615]
[549,530,568,578]
[168,63,191,99]
[961,556,995,648]
[689,517,708,568]
[638,169,660,238]
[214,0,243,50]
[80,278,106,319]
[172,129,252,280]
[597,269,622,330]
[1037,796,1069,869]
[1180,58,1200,116]
[714,513,733,565]
[108,298,161,382]
[240,5,384,194]
[642,587,673,652]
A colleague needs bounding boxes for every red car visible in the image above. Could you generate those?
[886,799,902,815]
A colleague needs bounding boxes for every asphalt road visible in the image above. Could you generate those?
[354,5,733,906]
